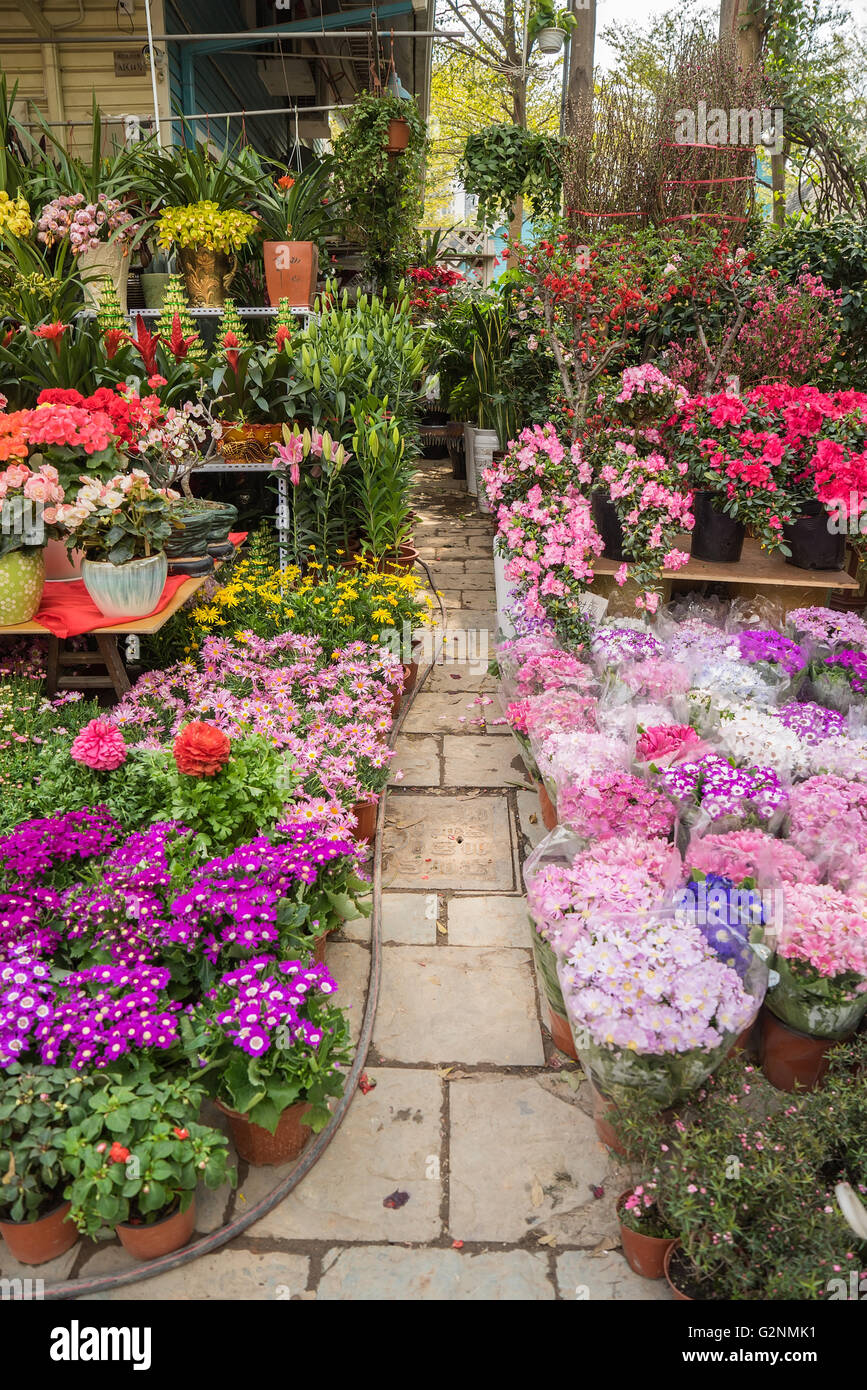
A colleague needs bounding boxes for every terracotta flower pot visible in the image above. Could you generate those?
[531,932,578,1059]
[312,932,328,965]
[264,240,319,309]
[351,798,377,842]
[391,682,403,719]
[115,1198,196,1261]
[760,1008,835,1092]
[591,1083,629,1156]
[0,1199,79,1266]
[537,782,558,832]
[218,1098,311,1166]
[385,117,410,154]
[663,1242,695,1301]
[402,660,419,696]
[43,538,84,582]
[616,1190,676,1279]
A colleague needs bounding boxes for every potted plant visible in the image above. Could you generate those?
[36,192,143,315]
[57,469,175,620]
[349,399,416,565]
[616,1181,677,1279]
[156,203,258,309]
[253,157,338,310]
[528,0,578,54]
[61,1069,233,1260]
[185,956,351,1166]
[208,306,294,458]
[332,92,427,288]
[762,882,867,1091]
[0,427,66,622]
[0,1064,99,1265]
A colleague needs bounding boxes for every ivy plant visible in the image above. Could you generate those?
[458,124,563,229]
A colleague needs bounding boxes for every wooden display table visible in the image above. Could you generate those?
[590,537,859,616]
[0,576,207,698]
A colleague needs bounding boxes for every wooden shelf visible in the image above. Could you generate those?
[592,537,858,590]
[0,576,207,637]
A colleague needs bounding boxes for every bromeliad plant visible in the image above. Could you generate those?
[185,956,351,1135]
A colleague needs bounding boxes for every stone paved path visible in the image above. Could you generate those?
[51,459,672,1301]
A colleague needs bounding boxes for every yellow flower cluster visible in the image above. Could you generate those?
[157,202,259,253]
[0,191,33,239]
[189,550,432,643]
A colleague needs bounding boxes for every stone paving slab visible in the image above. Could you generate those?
[516,789,547,851]
[248,1068,443,1244]
[379,890,440,944]
[447,895,534,948]
[373,945,544,1066]
[80,1248,310,1301]
[423,662,497,693]
[448,1076,612,1243]
[442,736,532,789]
[392,734,441,787]
[382,793,515,890]
[317,1246,555,1301]
[401,691,508,735]
[556,1250,672,1302]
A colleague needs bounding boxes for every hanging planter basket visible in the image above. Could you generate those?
[536,26,566,54]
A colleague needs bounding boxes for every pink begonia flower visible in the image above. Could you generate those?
[636,724,701,765]
[70,719,128,772]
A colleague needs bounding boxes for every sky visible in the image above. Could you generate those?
[593,0,867,68]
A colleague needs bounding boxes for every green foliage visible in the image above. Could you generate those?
[61,1065,233,1235]
[16,97,154,208]
[332,91,427,288]
[471,295,521,447]
[158,734,294,854]
[459,124,563,229]
[0,679,103,833]
[250,154,342,248]
[140,129,260,212]
[350,398,414,557]
[756,215,867,384]
[0,1064,106,1222]
[527,0,578,44]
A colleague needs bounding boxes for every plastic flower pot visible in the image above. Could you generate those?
[663,1243,695,1301]
[760,1008,835,1093]
[264,240,319,309]
[0,1200,79,1266]
[115,1198,196,1261]
[385,117,410,154]
[351,798,377,842]
[783,500,845,571]
[531,932,578,1060]
[616,1190,677,1280]
[690,490,745,563]
[217,1099,311,1166]
[536,781,558,832]
[0,547,45,623]
[591,491,631,562]
[81,552,168,621]
[536,25,566,53]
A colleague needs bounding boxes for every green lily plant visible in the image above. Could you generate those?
[350,397,415,557]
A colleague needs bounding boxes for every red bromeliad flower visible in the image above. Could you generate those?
[275,324,291,351]
[33,321,67,355]
[222,330,241,374]
[103,327,127,360]
[165,311,199,362]
[127,313,160,377]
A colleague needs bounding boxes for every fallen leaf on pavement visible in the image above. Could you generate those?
[531,1179,544,1209]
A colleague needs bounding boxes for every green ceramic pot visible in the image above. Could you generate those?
[165,507,213,560]
[0,546,45,623]
[202,501,238,546]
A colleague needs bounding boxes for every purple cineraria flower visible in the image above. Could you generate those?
[773,701,846,745]
[0,808,120,888]
[661,753,786,826]
[737,629,807,676]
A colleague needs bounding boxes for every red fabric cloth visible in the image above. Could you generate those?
[34,575,190,639]
[228,531,248,545]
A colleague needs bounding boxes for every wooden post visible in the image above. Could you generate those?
[565,0,596,127]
